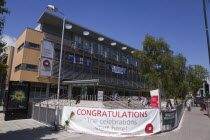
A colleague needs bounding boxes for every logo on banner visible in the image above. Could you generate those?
[63,111,75,130]
[145,123,154,134]
[43,60,51,69]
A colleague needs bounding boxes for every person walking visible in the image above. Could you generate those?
[76,96,80,104]
[128,97,131,107]
[186,99,191,111]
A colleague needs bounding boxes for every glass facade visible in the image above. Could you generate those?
[42,24,144,90]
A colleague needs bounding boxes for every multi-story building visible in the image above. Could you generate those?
[3,12,149,100]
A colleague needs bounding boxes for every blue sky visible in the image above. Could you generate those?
[2,0,210,71]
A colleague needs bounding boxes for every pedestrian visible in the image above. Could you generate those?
[186,99,191,111]
[200,99,206,111]
[194,99,198,107]
[142,99,146,107]
[76,96,80,104]
[128,97,131,107]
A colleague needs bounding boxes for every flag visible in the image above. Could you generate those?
[86,59,91,66]
[79,57,84,64]
[72,56,76,63]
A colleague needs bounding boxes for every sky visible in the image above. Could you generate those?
[2,0,210,71]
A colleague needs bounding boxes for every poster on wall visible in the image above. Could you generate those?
[41,40,55,58]
[150,89,160,108]
[97,91,104,101]
[5,81,30,121]
[39,58,53,76]
[62,107,161,137]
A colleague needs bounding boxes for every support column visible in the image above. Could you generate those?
[46,83,50,98]
[68,84,72,99]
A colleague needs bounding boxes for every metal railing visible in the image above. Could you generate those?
[161,103,185,132]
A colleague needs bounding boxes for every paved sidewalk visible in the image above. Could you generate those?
[0,107,209,140]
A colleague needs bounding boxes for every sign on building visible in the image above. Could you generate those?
[111,65,126,74]
[41,40,55,58]
[62,107,161,137]
[39,58,53,76]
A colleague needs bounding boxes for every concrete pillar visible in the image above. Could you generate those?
[68,84,72,99]
[46,83,50,98]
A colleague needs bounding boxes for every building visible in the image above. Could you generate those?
[2,12,149,101]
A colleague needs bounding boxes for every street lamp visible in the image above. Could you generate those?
[202,0,210,118]
[46,5,71,130]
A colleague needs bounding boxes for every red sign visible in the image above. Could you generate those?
[151,96,159,108]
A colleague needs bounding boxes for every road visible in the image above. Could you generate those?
[0,107,209,140]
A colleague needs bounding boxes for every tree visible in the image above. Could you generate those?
[162,54,188,99]
[135,35,189,100]
[186,65,209,97]
[134,35,174,89]
[0,0,10,72]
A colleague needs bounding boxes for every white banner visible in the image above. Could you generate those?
[41,40,54,58]
[97,91,103,101]
[62,107,161,137]
[39,58,53,76]
[111,65,126,74]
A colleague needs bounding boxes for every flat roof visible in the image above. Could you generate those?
[37,12,137,54]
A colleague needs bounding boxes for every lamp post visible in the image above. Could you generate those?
[202,0,210,117]
[47,5,70,130]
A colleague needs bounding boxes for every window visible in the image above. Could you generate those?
[92,42,99,54]
[83,39,91,53]
[15,64,21,72]
[21,63,37,71]
[25,42,40,49]
[25,64,37,70]
[17,43,25,52]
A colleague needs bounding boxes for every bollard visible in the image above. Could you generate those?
[46,101,48,124]
[38,103,41,121]
[32,102,35,119]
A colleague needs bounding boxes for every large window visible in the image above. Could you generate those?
[24,41,40,50]
[14,63,37,71]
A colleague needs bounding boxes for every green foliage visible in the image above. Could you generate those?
[135,35,189,99]
[162,53,188,99]
[0,0,10,36]
[134,35,173,89]
[186,65,209,96]
[0,0,10,72]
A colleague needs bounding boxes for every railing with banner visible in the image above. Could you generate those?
[30,95,186,136]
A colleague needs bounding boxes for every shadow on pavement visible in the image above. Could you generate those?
[203,113,210,117]
[0,125,58,140]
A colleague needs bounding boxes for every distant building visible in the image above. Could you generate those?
[1,12,150,100]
